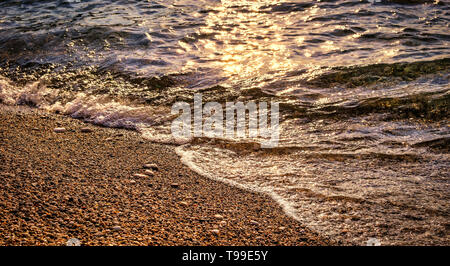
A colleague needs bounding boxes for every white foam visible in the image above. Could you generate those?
[0,76,174,141]
[0,77,58,107]
[175,144,300,220]
[174,141,449,245]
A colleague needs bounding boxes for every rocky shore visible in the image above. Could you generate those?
[0,105,329,246]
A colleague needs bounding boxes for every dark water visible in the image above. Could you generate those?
[0,0,449,245]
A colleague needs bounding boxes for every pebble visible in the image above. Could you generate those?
[129,180,136,184]
[66,238,81,246]
[170,183,179,188]
[133,173,148,178]
[250,220,260,225]
[112,226,122,231]
[278,226,286,230]
[53,127,66,133]
[219,221,227,226]
[214,214,224,219]
[80,127,93,133]
[143,163,159,170]
[144,170,155,176]
[179,201,189,207]
[210,229,220,235]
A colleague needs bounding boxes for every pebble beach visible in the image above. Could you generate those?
[0,105,328,246]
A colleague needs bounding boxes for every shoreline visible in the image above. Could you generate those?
[0,105,329,246]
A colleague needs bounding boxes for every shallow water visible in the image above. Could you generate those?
[0,0,449,245]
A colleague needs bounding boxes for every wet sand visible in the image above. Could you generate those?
[0,105,329,246]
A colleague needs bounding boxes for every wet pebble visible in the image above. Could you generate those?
[80,127,93,133]
[214,214,224,219]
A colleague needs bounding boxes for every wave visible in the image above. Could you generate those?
[175,140,449,245]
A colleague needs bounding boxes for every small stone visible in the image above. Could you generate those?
[278,226,286,230]
[210,229,220,235]
[3,172,15,177]
[219,221,227,226]
[250,220,259,225]
[170,183,179,188]
[143,163,159,170]
[133,173,148,178]
[80,127,93,133]
[179,201,189,207]
[66,238,81,246]
[53,127,66,133]
[214,214,224,219]
[144,170,155,176]
[129,180,136,184]
[112,226,122,231]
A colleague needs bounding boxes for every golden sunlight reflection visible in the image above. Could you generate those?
[181,0,310,81]
[174,0,432,86]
